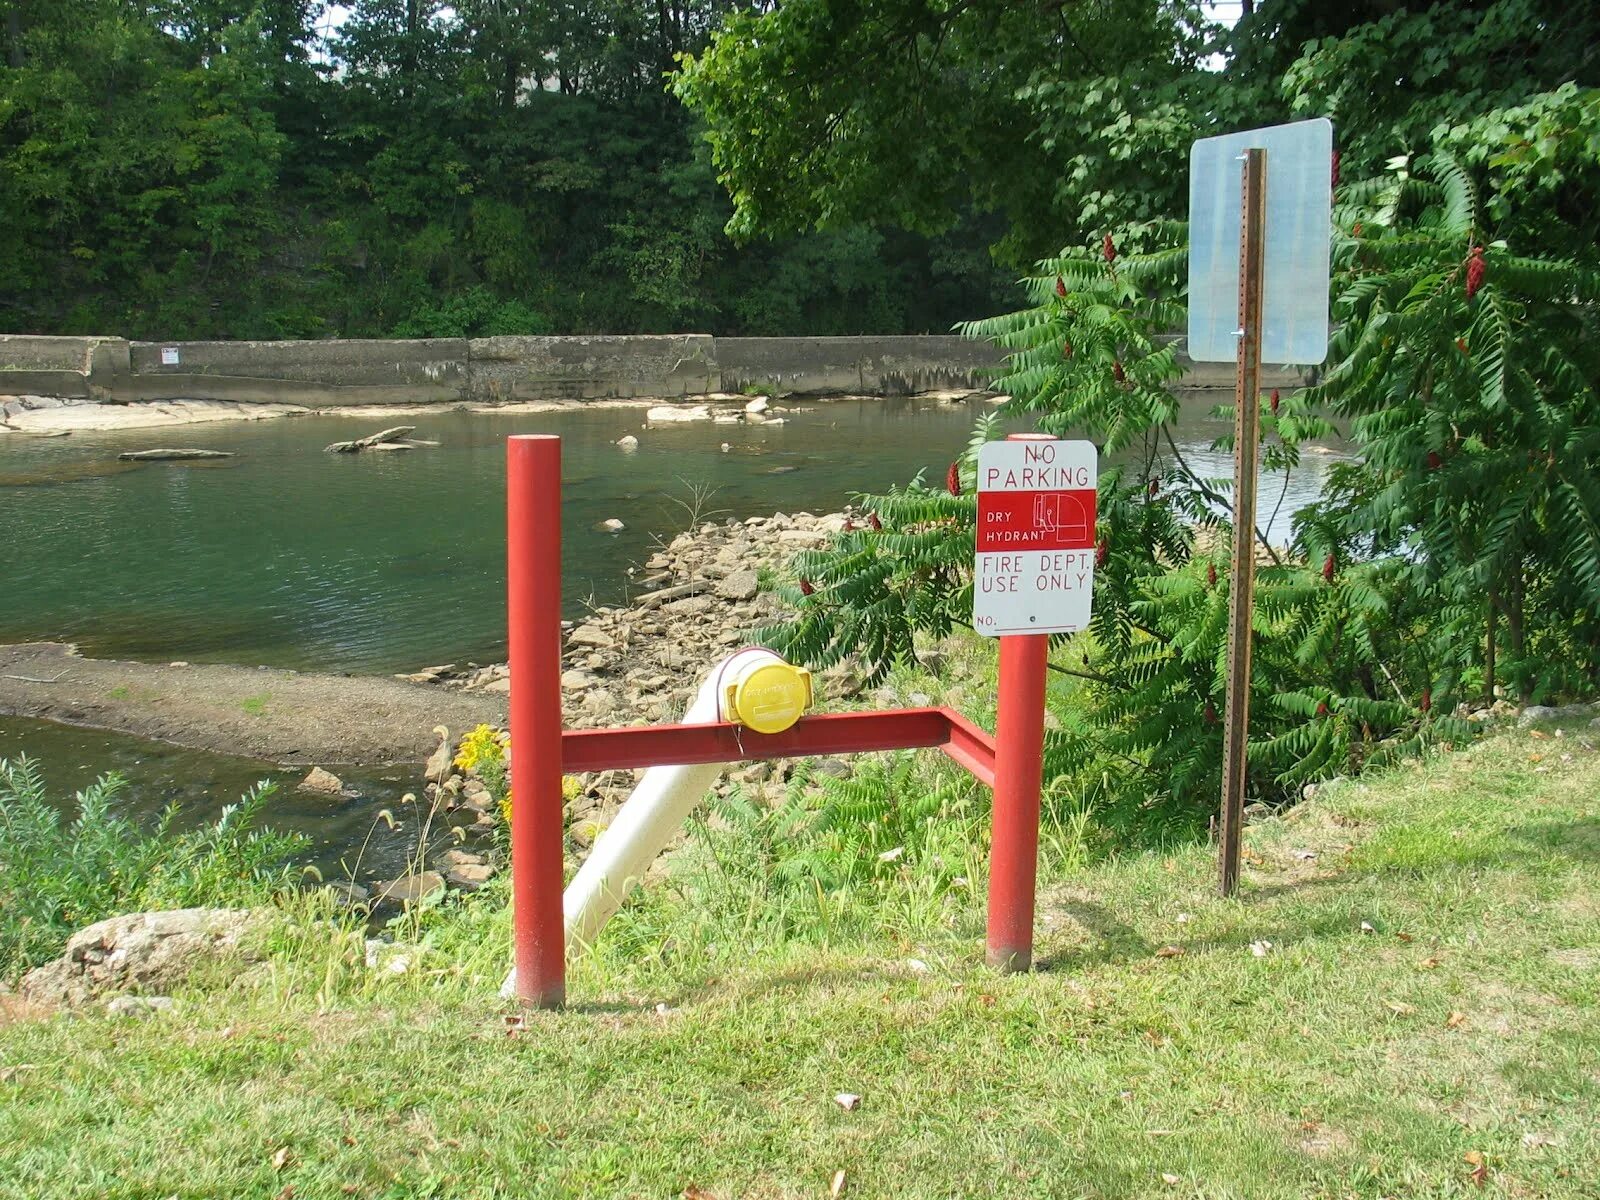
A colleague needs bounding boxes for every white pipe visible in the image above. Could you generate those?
[500,647,788,998]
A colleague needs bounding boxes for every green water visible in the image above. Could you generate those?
[0,715,473,882]
[2,395,1344,858]
[2,397,1340,674]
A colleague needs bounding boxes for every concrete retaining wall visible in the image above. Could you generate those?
[0,335,129,400]
[716,335,998,395]
[468,334,717,401]
[127,338,468,405]
[0,331,1301,407]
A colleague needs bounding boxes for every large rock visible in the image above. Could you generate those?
[717,570,760,601]
[645,404,711,423]
[423,729,453,784]
[569,624,615,649]
[1518,703,1598,728]
[299,766,345,795]
[20,909,265,1006]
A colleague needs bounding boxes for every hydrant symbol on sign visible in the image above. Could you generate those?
[1031,492,1089,543]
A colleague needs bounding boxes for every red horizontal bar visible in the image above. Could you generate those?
[560,707,995,786]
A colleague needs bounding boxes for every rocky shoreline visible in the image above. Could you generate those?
[1,388,997,435]
[409,508,860,851]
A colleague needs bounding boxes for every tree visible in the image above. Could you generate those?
[674,1,1600,266]
[760,91,1600,834]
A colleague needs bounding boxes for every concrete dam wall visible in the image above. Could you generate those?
[1,331,1293,407]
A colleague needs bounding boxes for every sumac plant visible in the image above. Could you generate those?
[764,128,1599,839]
[1303,150,1600,704]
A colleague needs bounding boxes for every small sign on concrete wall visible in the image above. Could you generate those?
[160,346,180,366]
[973,438,1098,636]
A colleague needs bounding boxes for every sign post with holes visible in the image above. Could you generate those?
[974,433,1097,971]
[1188,117,1333,896]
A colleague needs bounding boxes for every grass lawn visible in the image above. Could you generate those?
[1,727,1596,1198]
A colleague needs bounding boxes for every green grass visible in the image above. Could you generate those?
[1,729,1597,1198]
[240,692,272,717]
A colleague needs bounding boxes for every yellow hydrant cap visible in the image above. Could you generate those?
[724,661,812,734]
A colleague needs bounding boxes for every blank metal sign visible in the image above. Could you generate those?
[1187,117,1332,366]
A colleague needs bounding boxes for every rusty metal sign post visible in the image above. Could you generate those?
[1218,148,1267,898]
[1189,118,1333,896]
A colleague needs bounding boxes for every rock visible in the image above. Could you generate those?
[1518,703,1597,728]
[665,594,714,616]
[569,624,616,649]
[372,871,444,905]
[777,528,826,544]
[600,518,625,533]
[616,435,639,450]
[446,863,495,890]
[20,909,265,1006]
[439,849,485,868]
[561,669,596,690]
[584,689,619,717]
[721,442,731,453]
[363,938,417,974]
[745,396,770,414]
[645,404,712,423]
[299,766,345,795]
[116,448,234,461]
[636,582,703,609]
[480,677,511,694]
[106,995,177,1019]
[717,570,760,601]
[322,880,370,907]
[325,425,418,453]
[423,729,453,785]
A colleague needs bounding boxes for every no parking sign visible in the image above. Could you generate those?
[973,437,1097,637]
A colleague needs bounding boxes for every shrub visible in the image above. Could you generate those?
[0,758,306,979]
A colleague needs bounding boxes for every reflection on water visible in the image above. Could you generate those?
[2,396,1345,674]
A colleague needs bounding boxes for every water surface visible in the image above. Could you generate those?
[2,397,1343,674]
[0,715,462,882]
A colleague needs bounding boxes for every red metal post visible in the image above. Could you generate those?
[986,633,1049,972]
[507,435,566,1008]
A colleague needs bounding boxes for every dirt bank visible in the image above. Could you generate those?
[0,642,506,765]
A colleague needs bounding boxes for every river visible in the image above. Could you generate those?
[2,395,1343,674]
[2,394,1345,868]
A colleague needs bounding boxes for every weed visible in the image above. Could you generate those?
[0,757,305,979]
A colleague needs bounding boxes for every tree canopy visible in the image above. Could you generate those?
[3,1,1596,338]
[676,0,1600,263]
[0,0,1015,338]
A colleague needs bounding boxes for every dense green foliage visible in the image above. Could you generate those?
[0,758,305,978]
[10,2,1594,340]
[0,0,1014,338]
[678,0,1600,263]
[762,91,1600,839]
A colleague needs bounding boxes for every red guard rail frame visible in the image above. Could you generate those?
[507,434,1047,1008]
